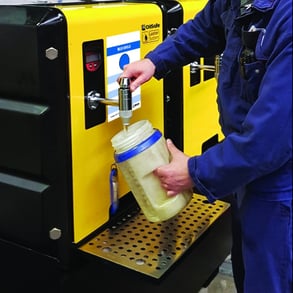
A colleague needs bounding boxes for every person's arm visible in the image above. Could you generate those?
[146,0,226,79]
[154,1,292,201]
[188,2,292,201]
[120,0,227,91]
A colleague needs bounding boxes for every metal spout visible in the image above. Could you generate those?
[118,77,132,128]
[86,77,132,128]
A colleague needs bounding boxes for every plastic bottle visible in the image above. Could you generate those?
[111,120,192,222]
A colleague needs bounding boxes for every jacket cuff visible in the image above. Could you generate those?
[145,51,170,80]
[188,157,217,203]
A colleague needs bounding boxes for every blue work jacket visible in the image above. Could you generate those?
[146,0,292,202]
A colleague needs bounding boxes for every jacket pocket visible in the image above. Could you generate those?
[239,56,266,104]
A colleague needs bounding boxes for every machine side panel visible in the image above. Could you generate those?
[0,6,72,256]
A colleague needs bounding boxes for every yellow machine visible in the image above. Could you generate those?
[66,0,224,244]
[0,2,231,292]
[179,0,224,156]
[59,2,164,243]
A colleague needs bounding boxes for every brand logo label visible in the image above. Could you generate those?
[141,23,160,43]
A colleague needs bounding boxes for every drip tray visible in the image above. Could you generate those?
[79,194,230,279]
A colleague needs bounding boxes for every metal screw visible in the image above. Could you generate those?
[49,228,62,240]
[45,47,58,60]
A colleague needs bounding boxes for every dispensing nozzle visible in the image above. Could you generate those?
[118,77,132,130]
[86,77,132,130]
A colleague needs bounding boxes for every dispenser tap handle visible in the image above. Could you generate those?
[119,76,130,89]
[118,77,132,129]
[118,77,132,112]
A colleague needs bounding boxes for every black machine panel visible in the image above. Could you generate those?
[0,6,72,255]
[0,99,49,176]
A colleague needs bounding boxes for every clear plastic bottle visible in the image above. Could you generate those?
[111,120,192,222]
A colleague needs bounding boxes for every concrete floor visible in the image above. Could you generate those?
[198,255,237,293]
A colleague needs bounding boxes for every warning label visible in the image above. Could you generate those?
[142,29,160,43]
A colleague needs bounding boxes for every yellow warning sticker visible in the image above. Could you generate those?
[142,29,160,43]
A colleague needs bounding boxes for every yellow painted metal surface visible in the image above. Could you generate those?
[58,3,164,243]
[180,0,224,156]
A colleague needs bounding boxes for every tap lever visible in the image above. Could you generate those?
[118,77,132,111]
[190,61,215,73]
[118,77,132,127]
[85,77,132,128]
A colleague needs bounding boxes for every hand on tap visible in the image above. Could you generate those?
[118,58,156,92]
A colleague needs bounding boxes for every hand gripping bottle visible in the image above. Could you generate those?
[111,120,192,222]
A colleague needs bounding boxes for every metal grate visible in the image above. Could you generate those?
[79,194,230,279]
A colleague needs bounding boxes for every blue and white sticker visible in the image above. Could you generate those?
[107,31,141,122]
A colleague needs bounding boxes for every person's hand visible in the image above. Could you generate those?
[118,58,156,92]
[154,139,194,196]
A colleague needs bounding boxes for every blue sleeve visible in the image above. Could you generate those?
[188,0,292,201]
[145,0,227,79]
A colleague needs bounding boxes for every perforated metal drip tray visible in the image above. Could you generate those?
[79,194,230,279]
